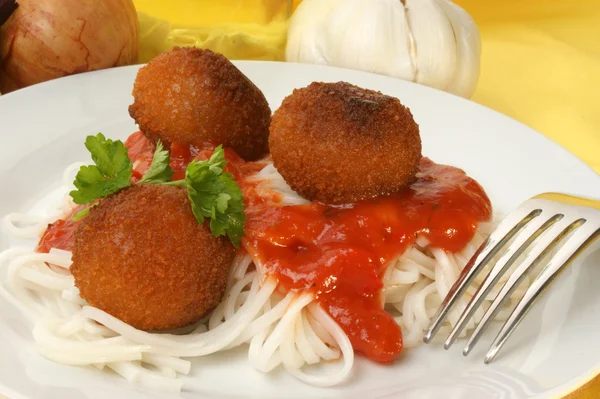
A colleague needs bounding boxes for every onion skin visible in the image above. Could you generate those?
[0,1,18,27]
[0,0,139,93]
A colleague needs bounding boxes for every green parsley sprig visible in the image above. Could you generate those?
[138,140,174,184]
[70,133,246,247]
[184,149,245,247]
[70,134,132,205]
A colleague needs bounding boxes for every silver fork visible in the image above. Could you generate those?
[423,192,600,363]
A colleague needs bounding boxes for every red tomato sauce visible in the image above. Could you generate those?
[37,131,492,364]
[37,218,77,253]
[240,157,492,363]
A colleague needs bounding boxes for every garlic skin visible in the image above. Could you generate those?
[286,0,481,98]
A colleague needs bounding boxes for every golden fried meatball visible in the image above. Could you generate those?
[71,184,235,331]
[269,82,422,204]
[129,47,271,161]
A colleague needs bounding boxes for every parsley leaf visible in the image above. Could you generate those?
[185,146,246,247]
[139,140,173,184]
[70,133,133,205]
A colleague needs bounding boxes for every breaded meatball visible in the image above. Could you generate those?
[71,184,235,331]
[269,82,422,204]
[129,47,271,161]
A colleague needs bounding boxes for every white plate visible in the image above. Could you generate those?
[0,62,599,399]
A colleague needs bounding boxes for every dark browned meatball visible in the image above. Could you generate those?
[269,81,422,204]
[71,184,235,331]
[129,47,271,161]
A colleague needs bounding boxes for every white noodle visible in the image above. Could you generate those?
[62,162,86,188]
[3,213,49,239]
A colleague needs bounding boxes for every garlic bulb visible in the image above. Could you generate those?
[286,0,481,98]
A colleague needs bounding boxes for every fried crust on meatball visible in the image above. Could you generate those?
[269,81,422,204]
[129,47,271,161]
[71,184,235,331]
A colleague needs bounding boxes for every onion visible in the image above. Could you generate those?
[0,1,18,26]
[0,0,139,93]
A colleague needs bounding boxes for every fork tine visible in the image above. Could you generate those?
[423,207,543,343]
[461,217,583,356]
[484,220,598,364]
[443,213,563,350]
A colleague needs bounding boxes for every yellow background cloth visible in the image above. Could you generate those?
[134,0,291,63]
[455,0,600,175]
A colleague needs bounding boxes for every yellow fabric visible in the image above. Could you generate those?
[134,0,289,25]
[564,379,600,399]
[134,1,290,63]
[454,0,600,174]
